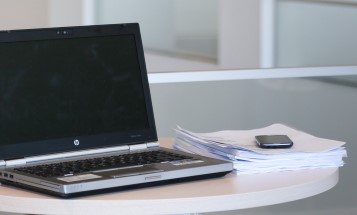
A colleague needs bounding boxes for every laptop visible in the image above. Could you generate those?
[0,23,233,197]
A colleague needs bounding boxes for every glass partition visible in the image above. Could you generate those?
[95,0,218,65]
[93,0,357,73]
[2,0,357,73]
[276,0,357,68]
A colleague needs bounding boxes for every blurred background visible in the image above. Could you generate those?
[2,0,357,72]
[0,0,356,215]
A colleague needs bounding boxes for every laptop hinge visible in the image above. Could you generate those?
[129,142,160,151]
[129,144,148,151]
[4,158,27,167]
[146,141,160,148]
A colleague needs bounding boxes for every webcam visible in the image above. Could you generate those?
[56,29,72,35]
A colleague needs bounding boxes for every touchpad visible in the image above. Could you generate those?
[109,166,163,178]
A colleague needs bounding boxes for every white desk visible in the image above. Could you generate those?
[0,138,339,215]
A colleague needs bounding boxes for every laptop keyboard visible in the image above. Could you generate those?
[14,150,193,178]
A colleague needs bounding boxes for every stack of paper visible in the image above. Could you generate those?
[173,124,347,174]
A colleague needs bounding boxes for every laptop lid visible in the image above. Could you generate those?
[0,23,157,161]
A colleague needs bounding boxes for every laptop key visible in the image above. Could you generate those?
[14,150,193,178]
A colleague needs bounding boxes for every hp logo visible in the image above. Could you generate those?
[74,139,80,146]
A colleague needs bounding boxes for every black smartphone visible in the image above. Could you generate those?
[255,135,293,148]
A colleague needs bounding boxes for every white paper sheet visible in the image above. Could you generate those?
[177,124,345,154]
[173,124,347,174]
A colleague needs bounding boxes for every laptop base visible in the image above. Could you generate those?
[0,171,230,198]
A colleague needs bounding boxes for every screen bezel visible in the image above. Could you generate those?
[0,23,157,160]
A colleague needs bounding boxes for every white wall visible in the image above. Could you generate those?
[0,0,48,29]
[218,0,262,69]
[48,0,84,27]
[0,0,85,30]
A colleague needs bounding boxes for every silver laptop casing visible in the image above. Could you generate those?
[0,141,232,197]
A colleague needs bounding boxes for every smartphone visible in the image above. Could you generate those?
[255,135,293,148]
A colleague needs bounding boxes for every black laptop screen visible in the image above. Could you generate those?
[0,24,157,159]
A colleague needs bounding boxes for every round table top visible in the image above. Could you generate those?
[0,138,339,215]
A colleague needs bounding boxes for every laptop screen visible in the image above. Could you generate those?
[0,24,157,160]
